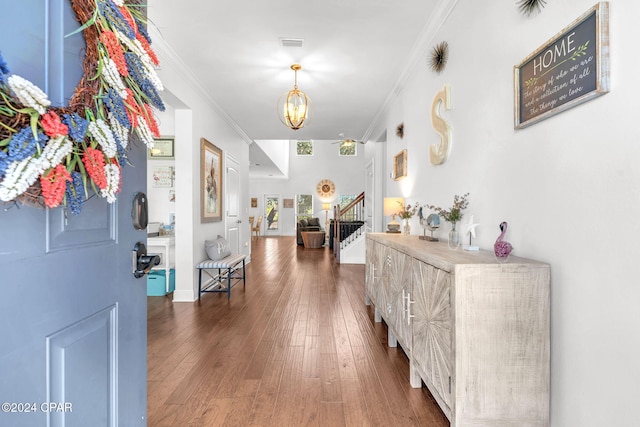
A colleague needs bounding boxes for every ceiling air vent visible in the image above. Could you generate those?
[280,38,304,48]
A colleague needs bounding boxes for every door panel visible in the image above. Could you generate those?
[412,260,452,408]
[388,249,412,349]
[226,156,240,253]
[0,2,147,426]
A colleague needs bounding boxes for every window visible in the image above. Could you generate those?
[339,140,356,156]
[296,194,313,221]
[338,194,356,220]
[296,140,313,155]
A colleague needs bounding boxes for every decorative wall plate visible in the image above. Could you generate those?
[316,179,335,198]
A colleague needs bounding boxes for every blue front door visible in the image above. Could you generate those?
[0,1,148,425]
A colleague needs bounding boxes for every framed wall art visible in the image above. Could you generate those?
[283,198,294,209]
[148,136,175,159]
[393,149,407,180]
[200,138,223,223]
[251,197,258,208]
[514,2,609,129]
[151,166,174,188]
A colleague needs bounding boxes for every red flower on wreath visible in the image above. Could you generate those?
[40,164,72,208]
[100,31,128,77]
[40,111,69,138]
[136,33,160,66]
[143,104,161,138]
[82,147,108,190]
[118,6,138,35]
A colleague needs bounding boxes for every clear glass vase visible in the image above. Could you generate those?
[448,221,460,250]
[403,218,411,235]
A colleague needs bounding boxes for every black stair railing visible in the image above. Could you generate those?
[332,192,365,263]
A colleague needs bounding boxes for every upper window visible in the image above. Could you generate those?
[339,141,356,156]
[296,140,313,156]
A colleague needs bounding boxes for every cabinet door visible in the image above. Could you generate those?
[412,260,452,408]
[387,249,412,349]
[374,242,390,314]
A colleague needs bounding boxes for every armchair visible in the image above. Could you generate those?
[296,217,322,245]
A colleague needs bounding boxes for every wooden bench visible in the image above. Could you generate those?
[196,254,246,300]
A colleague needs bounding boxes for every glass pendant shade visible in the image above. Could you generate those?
[278,64,311,130]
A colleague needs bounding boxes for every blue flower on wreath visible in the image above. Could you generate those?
[0,51,9,84]
[0,151,9,179]
[98,0,135,39]
[125,52,165,111]
[65,171,85,215]
[116,138,127,166]
[105,88,131,128]
[133,16,152,44]
[62,113,89,142]
[8,127,46,162]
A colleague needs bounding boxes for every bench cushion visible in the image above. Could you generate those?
[196,253,246,269]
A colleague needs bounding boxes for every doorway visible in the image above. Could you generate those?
[264,195,279,235]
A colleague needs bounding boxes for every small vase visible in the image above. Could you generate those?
[403,218,411,235]
[448,222,460,250]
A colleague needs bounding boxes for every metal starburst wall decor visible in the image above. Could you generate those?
[517,0,547,17]
[429,41,449,74]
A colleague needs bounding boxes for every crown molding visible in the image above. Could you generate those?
[362,0,459,142]
[149,26,253,145]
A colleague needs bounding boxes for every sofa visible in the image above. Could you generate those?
[296,217,322,245]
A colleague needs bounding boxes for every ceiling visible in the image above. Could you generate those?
[148,0,443,175]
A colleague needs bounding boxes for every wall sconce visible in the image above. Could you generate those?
[383,197,404,233]
[278,64,311,130]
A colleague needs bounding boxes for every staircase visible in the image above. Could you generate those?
[331,192,366,264]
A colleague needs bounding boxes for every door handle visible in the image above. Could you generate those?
[132,242,160,278]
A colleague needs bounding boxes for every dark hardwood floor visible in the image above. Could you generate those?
[147,236,449,426]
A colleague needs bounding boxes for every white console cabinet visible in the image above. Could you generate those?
[365,233,550,426]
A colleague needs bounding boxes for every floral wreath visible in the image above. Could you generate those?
[0,0,164,214]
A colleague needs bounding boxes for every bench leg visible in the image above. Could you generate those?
[198,268,202,300]
[242,259,246,289]
[227,267,232,299]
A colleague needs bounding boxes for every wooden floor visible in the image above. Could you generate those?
[147,236,449,426]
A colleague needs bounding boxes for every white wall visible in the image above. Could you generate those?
[368,1,640,425]
[146,104,176,227]
[249,140,365,236]
[149,27,251,302]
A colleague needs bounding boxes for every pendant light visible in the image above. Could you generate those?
[278,64,311,130]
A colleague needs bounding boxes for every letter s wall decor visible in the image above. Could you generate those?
[430,84,452,165]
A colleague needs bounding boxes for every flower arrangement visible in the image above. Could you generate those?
[426,193,469,223]
[0,0,164,212]
[397,201,420,219]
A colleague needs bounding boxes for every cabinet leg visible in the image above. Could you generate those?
[374,307,382,323]
[409,362,422,388]
[388,331,397,348]
[365,293,371,306]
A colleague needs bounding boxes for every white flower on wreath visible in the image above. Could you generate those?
[102,59,128,98]
[0,157,43,202]
[101,164,120,203]
[6,75,51,115]
[88,119,118,159]
[40,136,73,170]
